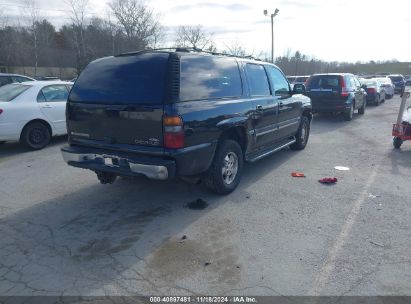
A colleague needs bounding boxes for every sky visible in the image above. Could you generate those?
[2,0,411,63]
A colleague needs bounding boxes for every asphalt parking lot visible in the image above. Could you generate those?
[0,95,410,297]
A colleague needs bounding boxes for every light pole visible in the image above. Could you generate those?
[264,8,279,63]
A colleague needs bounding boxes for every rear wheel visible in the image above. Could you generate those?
[375,95,380,106]
[358,99,366,115]
[290,116,310,150]
[204,140,243,195]
[20,122,51,150]
[393,137,403,149]
[344,104,354,121]
[96,171,117,184]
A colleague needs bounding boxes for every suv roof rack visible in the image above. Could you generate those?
[116,47,263,61]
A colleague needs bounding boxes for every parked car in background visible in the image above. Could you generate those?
[293,75,310,86]
[0,81,72,149]
[287,75,309,90]
[360,78,386,106]
[287,76,296,83]
[375,77,394,99]
[304,73,366,121]
[61,49,312,194]
[0,73,35,87]
[34,76,61,81]
[387,74,405,94]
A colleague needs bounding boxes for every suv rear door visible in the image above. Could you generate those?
[266,65,301,140]
[244,63,277,149]
[67,53,169,150]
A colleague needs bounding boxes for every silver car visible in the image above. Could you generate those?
[376,77,395,99]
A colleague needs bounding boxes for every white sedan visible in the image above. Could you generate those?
[0,81,73,149]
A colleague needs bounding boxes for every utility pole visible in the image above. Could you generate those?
[264,8,279,63]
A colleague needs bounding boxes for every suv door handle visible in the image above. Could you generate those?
[41,104,52,108]
[256,105,263,112]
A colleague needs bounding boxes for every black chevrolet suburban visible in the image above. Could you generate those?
[62,49,312,194]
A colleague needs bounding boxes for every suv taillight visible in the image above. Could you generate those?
[0,109,3,115]
[163,115,184,149]
[340,76,349,97]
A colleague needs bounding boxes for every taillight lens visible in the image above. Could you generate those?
[163,115,184,149]
[0,109,3,115]
[340,76,349,97]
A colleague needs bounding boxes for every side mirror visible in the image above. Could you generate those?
[361,84,367,90]
[293,83,305,94]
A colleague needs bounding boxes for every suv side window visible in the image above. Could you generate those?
[353,77,361,89]
[245,64,270,96]
[37,85,69,102]
[349,76,356,90]
[266,66,290,96]
[180,56,242,101]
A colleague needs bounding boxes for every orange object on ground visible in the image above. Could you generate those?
[291,172,306,178]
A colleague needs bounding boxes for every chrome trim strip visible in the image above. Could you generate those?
[248,138,296,162]
[278,120,300,130]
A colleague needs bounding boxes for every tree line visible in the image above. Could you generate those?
[0,0,407,78]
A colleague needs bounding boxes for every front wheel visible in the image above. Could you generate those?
[344,104,354,121]
[290,116,310,150]
[204,140,243,195]
[393,137,403,149]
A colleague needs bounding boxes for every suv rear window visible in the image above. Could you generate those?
[180,56,242,101]
[69,53,169,105]
[389,76,403,82]
[306,75,342,90]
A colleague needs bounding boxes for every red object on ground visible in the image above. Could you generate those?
[291,172,306,178]
[318,177,338,184]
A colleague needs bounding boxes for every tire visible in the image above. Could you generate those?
[393,137,403,149]
[204,140,243,195]
[20,122,51,150]
[375,95,380,106]
[358,99,366,115]
[96,171,117,184]
[344,104,354,121]
[290,116,310,150]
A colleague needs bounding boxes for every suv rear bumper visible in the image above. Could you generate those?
[61,145,176,180]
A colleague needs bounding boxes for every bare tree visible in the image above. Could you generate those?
[65,0,89,72]
[224,40,247,57]
[109,0,162,51]
[0,6,5,28]
[22,0,40,75]
[175,25,214,50]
